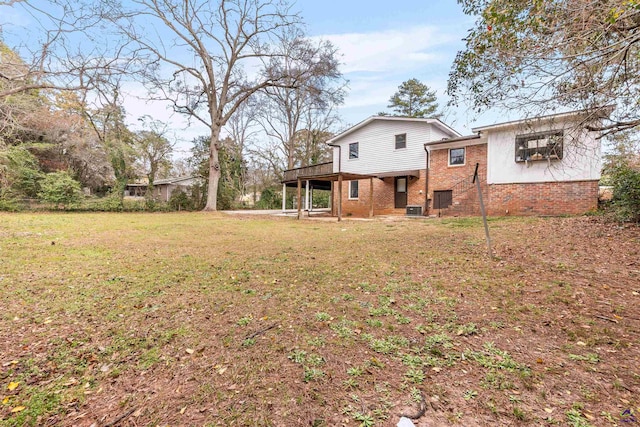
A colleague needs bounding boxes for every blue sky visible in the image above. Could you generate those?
[1,0,502,154]
[293,0,481,130]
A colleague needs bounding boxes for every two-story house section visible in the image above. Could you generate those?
[328,116,460,217]
[281,110,602,219]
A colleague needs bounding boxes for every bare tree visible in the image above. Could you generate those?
[103,0,329,210]
[134,116,173,188]
[78,76,136,198]
[225,100,259,200]
[0,0,131,99]
[255,36,345,172]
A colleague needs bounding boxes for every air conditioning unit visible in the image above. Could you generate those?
[406,205,423,216]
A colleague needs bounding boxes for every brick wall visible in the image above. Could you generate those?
[486,180,599,216]
[428,144,488,216]
[333,170,428,217]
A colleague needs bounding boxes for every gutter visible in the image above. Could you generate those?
[423,144,430,216]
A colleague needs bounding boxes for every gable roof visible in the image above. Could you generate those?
[327,116,461,144]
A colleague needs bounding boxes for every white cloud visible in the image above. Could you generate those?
[314,25,462,123]
[322,26,457,74]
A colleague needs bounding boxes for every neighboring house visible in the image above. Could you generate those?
[282,111,602,218]
[124,176,202,202]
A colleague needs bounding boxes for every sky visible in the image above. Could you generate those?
[292,0,498,131]
[1,0,503,156]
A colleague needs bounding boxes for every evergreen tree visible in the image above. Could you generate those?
[385,78,440,118]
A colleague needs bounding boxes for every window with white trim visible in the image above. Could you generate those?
[515,131,564,162]
[449,147,465,166]
[349,180,359,199]
[349,142,359,159]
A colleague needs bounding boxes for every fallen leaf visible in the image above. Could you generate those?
[7,382,19,391]
[43,318,53,324]
[584,413,595,420]
[180,406,187,414]
[11,406,25,413]
[185,348,194,355]
[217,367,227,375]
[536,358,544,364]
[2,396,12,405]
[2,361,18,367]
[544,408,554,414]
[576,341,587,346]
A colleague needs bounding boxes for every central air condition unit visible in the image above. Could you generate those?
[406,205,423,216]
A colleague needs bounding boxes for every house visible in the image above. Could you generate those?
[124,176,202,202]
[282,111,602,219]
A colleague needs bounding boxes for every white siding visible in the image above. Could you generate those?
[486,120,601,185]
[331,121,443,174]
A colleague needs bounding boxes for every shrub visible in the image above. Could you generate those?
[256,187,283,210]
[37,171,82,209]
[168,189,193,211]
[609,164,640,222]
[0,188,23,212]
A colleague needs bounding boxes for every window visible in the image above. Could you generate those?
[515,131,564,162]
[349,142,359,159]
[449,148,465,166]
[395,133,407,149]
[349,180,359,199]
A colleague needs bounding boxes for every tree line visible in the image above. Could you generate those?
[1,0,637,219]
[0,0,441,212]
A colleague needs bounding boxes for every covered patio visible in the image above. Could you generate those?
[281,162,376,221]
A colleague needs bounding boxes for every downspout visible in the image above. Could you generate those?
[423,144,430,216]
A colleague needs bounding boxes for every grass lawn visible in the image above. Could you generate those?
[0,212,638,426]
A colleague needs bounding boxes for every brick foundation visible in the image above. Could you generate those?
[486,180,599,216]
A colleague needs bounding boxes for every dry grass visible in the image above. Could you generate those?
[0,212,638,426]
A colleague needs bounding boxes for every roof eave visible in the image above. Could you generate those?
[471,107,614,133]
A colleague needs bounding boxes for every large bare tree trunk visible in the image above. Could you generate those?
[204,127,222,211]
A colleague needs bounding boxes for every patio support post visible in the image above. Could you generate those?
[337,174,343,222]
[305,180,310,211]
[369,177,374,218]
[297,178,302,220]
[282,183,286,212]
[330,181,334,215]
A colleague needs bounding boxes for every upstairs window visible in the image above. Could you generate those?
[349,142,359,159]
[449,148,465,166]
[515,131,564,162]
[349,180,359,199]
[395,133,407,149]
